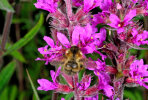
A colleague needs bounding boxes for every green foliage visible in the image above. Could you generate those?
[3,13,44,56]
[78,69,85,82]
[0,85,18,100]
[124,88,143,100]
[0,61,16,92]
[65,92,74,100]
[26,69,40,100]
[0,0,14,12]
[0,0,147,99]
[0,86,9,100]
[10,50,27,63]
[10,85,17,100]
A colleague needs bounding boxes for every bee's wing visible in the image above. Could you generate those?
[50,56,65,67]
[81,58,97,70]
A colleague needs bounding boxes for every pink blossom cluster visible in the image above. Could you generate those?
[34,0,148,100]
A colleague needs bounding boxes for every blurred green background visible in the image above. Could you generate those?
[0,0,148,100]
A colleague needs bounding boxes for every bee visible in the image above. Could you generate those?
[50,46,96,75]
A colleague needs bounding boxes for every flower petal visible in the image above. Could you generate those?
[108,14,120,28]
[44,36,55,47]
[124,9,136,22]
[38,45,49,54]
[83,0,94,12]
[57,32,70,48]
[72,26,80,45]
[37,79,57,91]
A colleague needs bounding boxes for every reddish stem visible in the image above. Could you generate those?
[1,12,13,51]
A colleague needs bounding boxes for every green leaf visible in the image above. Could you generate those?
[0,0,14,12]
[3,13,44,56]
[59,75,67,84]
[124,90,136,100]
[0,61,16,92]
[138,50,146,59]
[78,69,85,82]
[26,69,40,100]
[65,92,74,100]
[10,85,17,100]
[10,50,26,63]
[0,86,8,100]
[135,91,143,100]
[19,92,25,100]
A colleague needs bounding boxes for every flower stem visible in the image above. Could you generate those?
[113,77,125,100]
[1,12,13,51]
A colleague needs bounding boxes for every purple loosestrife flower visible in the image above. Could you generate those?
[61,98,65,100]
[83,0,101,13]
[108,9,136,33]
[72,0,83,7]
[57,24,106,54]
[84,95,98,100]
[77,75,91,91]
[99,0,113,12]
[36,36,62,64]
[131,0,138,3]
[34,0,58,13]
[92,12,107,25]
[86,59,114,97]
[129,59,148,89]
[95,71,114,97]
[131,29,148,46]
[37,79,57,91]
[37,67,61,91]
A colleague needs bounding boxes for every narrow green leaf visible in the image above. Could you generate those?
[65,92,74,100]
[0,86,8,100]
[0,61,16,92]
[0,0,14,12]
[26,69,40,100]
[10,85,17,100]
[3,13,44,56]
[10,50,26,63]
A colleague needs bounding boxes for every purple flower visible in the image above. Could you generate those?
[131,29,148,46]
[38,36,62,54]
[95,71,114,97]
[37,67,61,91]
[34,0,58,13]
[89,60,114,97]
[36,36,62,64]
[37,79,57,91]
[131,0,138,3]
[86,59,114,97]
[86,59,106,71]
[77,75,91,91]
[83,0,101,13]
[50,66,61,83]
[92,12,107,25]
[72,0,83,7]
[61,98,65,100]
[108,9,136,33]
[57,24,106,54]
[130,59,148,89]
[84,95,98,100]
[99,0,112,12]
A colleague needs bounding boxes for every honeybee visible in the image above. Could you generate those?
[50,46,96,75]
